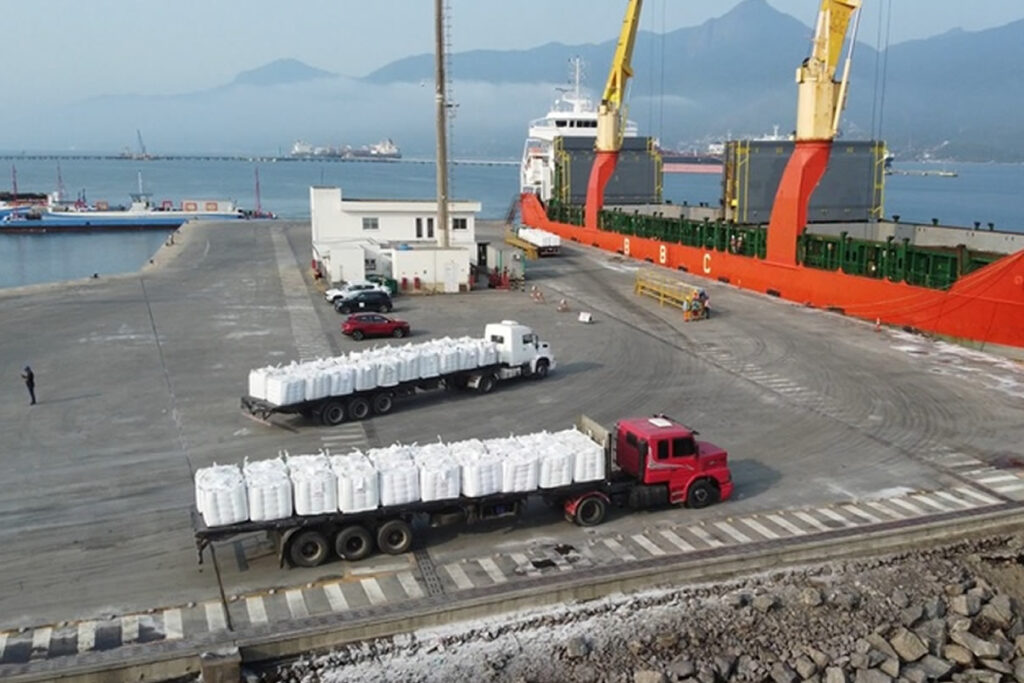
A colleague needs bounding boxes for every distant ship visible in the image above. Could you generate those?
[290,138,402,161]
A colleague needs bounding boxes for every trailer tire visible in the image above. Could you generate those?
[575,495,607,527]
[320,400,346,426]
[477,374,496,394]
[335,525,374,561]
[533,359,549,379]
[686,479,719,509]
[348,396,371,420]
[288,529,330,568]
[372,392,394,415]
[377,519,413,555]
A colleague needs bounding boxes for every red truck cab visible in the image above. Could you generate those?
[614,414,733,507]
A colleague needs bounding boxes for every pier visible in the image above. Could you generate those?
[0,152,518,167]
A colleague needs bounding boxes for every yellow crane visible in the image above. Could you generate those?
[584,0,643,230]
[766,0,862,266]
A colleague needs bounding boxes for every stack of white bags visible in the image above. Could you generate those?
[194,428,607,528]
[518,227,561,249]
[247,337,500,406]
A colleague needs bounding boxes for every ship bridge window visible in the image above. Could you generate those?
[556,120,567,127]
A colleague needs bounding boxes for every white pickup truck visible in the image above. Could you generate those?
[242,321,556,426]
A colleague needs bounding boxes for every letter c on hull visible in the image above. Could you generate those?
[703,253,712,274]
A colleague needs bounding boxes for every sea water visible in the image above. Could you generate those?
[1,157,1021,289]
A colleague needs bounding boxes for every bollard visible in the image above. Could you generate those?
[199,646,241,683]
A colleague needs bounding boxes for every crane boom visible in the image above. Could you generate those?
[584,0,643,229]
[765,0,861,267]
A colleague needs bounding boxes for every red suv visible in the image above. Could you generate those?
[342,313,410,340]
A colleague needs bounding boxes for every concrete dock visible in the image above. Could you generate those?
[0,218,1022,677]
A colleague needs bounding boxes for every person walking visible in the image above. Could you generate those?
[21,366,36,405]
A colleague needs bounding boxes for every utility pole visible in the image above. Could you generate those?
[434,0,450,248]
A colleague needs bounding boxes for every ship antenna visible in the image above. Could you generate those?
[11,164,17,202]
[56,162,66,202]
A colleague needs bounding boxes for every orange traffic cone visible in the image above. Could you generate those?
[875,317,881,332]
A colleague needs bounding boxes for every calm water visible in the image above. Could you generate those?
[1,158,1021,288]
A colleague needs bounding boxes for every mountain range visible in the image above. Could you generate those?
[2,0,1022,161]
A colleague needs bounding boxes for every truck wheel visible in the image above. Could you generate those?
[575,495,607,527]
[377,519,413,555]
[288,530,329,568]
[477,374,496,394]
[686,480,719,509]
[348,396,371,420]
[335,525,373,561]
[352,330,365,341]
[534,359,549,379]
[320,400,346,426]
[372,392,394,415]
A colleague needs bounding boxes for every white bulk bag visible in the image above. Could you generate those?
[354,362,378,391]
[397,350,419,382]
[287,454,338,515]
[414,443,461,502]
[244,457,292,521]
[456,339,478,370]
[376,356,401,387]
[248,366,272,399]
[439,341,460,374]
[195,464,249,527]
[264,372,304,406]
[477,340,498,366]
[330,365,356,396]
[331,452,380,513]
[554,428,606,482]
[304,370,331,401]
[485,437,539,493]
[451,439,502,497]
[369,446,420,506]
[418,347,441,378]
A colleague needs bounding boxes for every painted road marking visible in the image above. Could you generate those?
[76,621,95,653]
[792,511,831,532]
[444,563,474,591]
[714,521,753,543]
[478,557,509,584]
[323,583,348,612]
[818,508,857,527]
[205,602,227,632]
[163,609,183,640]
[688,525,725,548]
[841,505,881,524]
[740,517,780,539]
[632,534,667,556]
[887,497,926,516]
[510,552,541,578]
[121,614,139,644]
[954,486,1000,505]
[397,571,425,598]
[977,473,1018,484]
[0,631,7,660]
[864,500,907,519]
[933,490,975,508]
[603,538,637,561]
[31,626,51,654]
[912,493,951,512]
[659,529,696,552]
[360,578,388,606]
[246,597,268,624]
[994,481,1024,493]
[285,589,309,618]
[765,513,807,536]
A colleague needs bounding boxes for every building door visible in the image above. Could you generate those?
[443,261,458,293]
[477,242,488,269]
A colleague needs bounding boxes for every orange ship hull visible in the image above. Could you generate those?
[521,193,1024,355]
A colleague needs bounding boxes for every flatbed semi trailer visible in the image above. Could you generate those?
[193,414,733,568]
[242,321,555,426]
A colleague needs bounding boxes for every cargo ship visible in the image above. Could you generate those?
[290,138,401,161]
[520,1,1024,358]
[0,192,245,232]
[658,150,723,174]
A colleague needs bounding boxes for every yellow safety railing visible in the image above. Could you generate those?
[634,267,709,321]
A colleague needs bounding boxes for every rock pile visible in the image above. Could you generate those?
[263,536,1024,683]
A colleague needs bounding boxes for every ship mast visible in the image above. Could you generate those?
[433,0,450,248]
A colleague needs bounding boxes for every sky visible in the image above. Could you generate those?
[4,0,1023,102]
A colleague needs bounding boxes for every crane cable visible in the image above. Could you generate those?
[870,0,894,142]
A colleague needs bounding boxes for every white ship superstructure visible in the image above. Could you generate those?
[520,58,639,202]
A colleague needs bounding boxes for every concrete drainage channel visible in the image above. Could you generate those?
[5,505,1024,683]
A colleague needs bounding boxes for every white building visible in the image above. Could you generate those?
[310,187,481,293]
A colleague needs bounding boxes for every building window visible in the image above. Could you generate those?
[427,217,434,239]
[365,258,377,272]
[362,217,379,231]
[453,217,467,231]
[415,217,423,239]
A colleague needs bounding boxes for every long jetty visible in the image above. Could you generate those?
[0,153,517,167]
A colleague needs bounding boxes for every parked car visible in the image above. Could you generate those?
[341,313,410,340]
[334,290,394,314]
[324,280,389,304]
[366,274,399,296]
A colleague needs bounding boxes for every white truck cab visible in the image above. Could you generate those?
[484,320,556,378]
